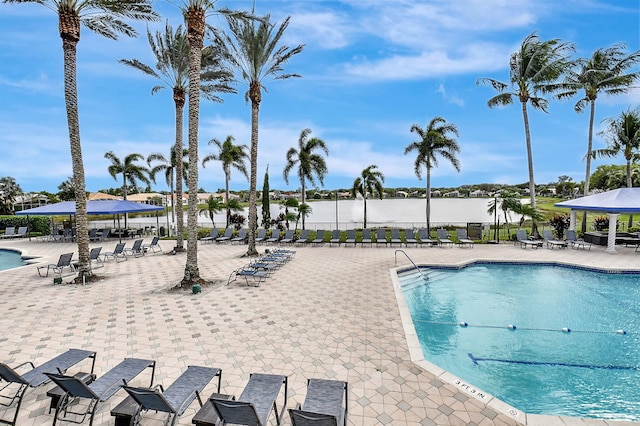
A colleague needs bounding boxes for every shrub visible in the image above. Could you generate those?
[593,216,609,231]
[548,214,570,239]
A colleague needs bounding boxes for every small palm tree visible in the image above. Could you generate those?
[594,108,640,227]
[3,0,159,279]
[202,135,249,228]
[477,32,573,237]
[217,13,304,256]
[120,21,233,252]
[283,128,329,230]
[0,177,22,215]
[487,192,521,239]
[552,43,640,232]
[404,116,461,234]
[199,196,224,229]
[352,165,385,229]
[104,151,150,228]
[147,148,188,234]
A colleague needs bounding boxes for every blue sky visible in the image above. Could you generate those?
[1,0,639,194]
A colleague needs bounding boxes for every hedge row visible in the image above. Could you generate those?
[0,216,51,234]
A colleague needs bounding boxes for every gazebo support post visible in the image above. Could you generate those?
[605,213,618,254]
[569,211,577,231]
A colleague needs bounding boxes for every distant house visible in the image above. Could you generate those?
[14,193,50,210]
[469,189,487,198]
[443,190,460,198]
[127,192,166,206]
[395,190,409,198]
[88,192,120,201]
[430,190,441,198]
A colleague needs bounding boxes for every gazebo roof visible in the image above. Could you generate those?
[555,188,640,213]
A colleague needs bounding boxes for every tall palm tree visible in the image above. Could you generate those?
[147,148,188,236]
[352,165,385,229]
[217,13,304,256]
[120,22,233,251]
[404,117,461,234]
[202,135,249,228]
[283,128,329,230]
[477,32,573,237]
[552,43,640,232]
[3,0,159,279]
[104,151,150,228]
[594,108,640,227]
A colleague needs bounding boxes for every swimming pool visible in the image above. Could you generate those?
[400,263,640,421]
[0,248,28,271]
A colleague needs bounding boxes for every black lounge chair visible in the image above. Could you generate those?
[437,229,454,247]
[73,247,103,270]
[312,230,325,246]
[360,229,372,247]
[329,230,342,247]
[124,239,145,258]
[344,230,357,247]
[216,228,234,244]
[281,230,295,244]
[88,229,100,242]
[37,252,75,278]
[417,229,436,247]
[143,236,162,253]
[516,230,543,249]
[289,378,348,426]
[566,230,591,250]
[227,266,269,287]
[542,230,568,250]
[295,229,310,245]
[375,229,388,247]
[231,228,248,244]
[200,229,218,244]
[113,365,221,426]
[389,229,402,247]
[45,357,155,426]
[456,229,475,248]
[405,230,418,247]
[254,229,267,244]
[103,242,127,262]
[211,373,287,426]
[265,229,281,245]
[0,349,96,426]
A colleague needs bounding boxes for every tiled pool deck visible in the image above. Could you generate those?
[0,237,637,426]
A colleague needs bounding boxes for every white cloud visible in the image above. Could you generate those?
[436,83,464,107]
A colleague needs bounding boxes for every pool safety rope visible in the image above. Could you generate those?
[468,353,640,371]
[414,319,629,335]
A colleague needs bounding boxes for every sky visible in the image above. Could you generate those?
[1,0,640,195]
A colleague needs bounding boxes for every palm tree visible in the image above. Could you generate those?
[202,135,249,228]
[217,13,304,256]
[594,108,640,227]
[57,176,76,201]
[120,22,233,252]
[0,177,22,215]
[404,117,461,234]
[477,32,573,237]
[487,191,521,239]
[147,148,189,239]
[283,128,329,230]
[352,165,385,229]
[104,151,150,228]
[199,195,224,228]
[3,0,159,279]
[552,43,640,232]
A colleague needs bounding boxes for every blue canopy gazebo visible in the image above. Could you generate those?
[555,188,640,253]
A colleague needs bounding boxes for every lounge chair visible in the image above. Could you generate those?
[200,229,218,244]
[289,378,348,426]
[437,229,454,247]
[360,229,372,247]
[265,229,281,245]
[566,230,592,250]
[72,247,103,270]
[312,230,326,246]
[405,230,418,247]
[389,229,402,247]
[142,236,162,253]
[37,252,75,278]
[375,229,388,247]
[329,230,342,247]
[1,227,15,239]
[112,365,221,426]
[417,229,436,247]
[281,230,295,244]
[99,228,111,241]
[14,227,27,239]
[45,357,155,426]
[103,242,127,262]
[344,230,357,247]
[227,266,269,287]
[254,228,267,244]
[88,229,99,242]
[515,229,543,249]
[542,230,568,249]
[295,229,310,245]
[211,373,288,426]
[124,239,145,258]
[456,229,475,248]
[216,227,234,244]
[231,228,247,244]
[0,349,96,426]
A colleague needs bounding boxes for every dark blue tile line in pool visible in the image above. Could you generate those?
[398,261,640,275]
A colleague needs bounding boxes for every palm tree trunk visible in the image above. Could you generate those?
[62,35,90,279]
[173,89,185,250]
[521,101,538,237]
[426,166,431,234]
[628,159,634,228]
[183,10,204,284]
[301,180,306,229]
[246,85,261,256]
[363,195,367,229]
[581,100,596,233]
[122,176,128,228]
[225,169,231,228]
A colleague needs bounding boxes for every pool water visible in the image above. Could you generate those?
[0,249,27,270]
[401,263,640,421]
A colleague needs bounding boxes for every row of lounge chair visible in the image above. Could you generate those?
[1,348,347,426]
[227,248,295,286]
[0,226,27,239]
[515,229,592,250]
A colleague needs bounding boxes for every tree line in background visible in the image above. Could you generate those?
[3,0,640,286]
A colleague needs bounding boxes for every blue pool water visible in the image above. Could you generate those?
[0,249,27,270]
[401,263,640,421]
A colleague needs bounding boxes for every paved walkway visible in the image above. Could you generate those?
[0,237,637,425]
